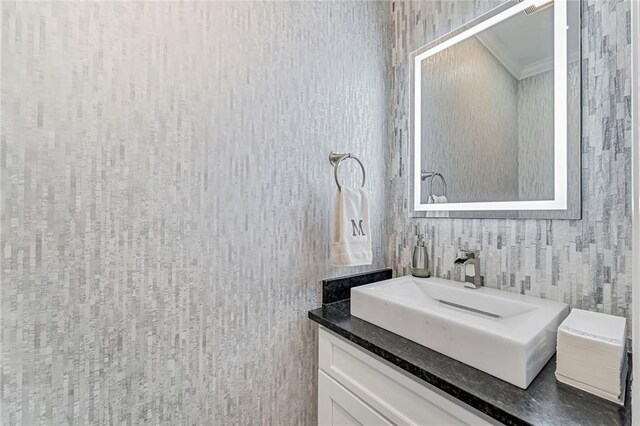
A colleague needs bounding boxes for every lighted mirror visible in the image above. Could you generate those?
[409,0,581,219]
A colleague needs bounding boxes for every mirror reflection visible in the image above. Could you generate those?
[419,2,579,205]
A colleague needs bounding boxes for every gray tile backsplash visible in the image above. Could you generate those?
[386,0,632,320]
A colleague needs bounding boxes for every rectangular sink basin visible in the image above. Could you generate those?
[351,276,569,389]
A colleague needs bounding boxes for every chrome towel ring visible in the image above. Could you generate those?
[329,152,366,191]
[421,171,447,199]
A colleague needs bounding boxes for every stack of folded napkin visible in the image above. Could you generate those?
[555,309,627,405]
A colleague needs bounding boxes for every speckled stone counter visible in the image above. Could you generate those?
[308,300,631,426]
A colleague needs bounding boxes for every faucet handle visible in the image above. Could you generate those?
[460,249,479,259]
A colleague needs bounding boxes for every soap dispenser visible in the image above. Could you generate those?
[411,234,430,278]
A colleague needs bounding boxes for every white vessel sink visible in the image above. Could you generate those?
[351,275,569,389]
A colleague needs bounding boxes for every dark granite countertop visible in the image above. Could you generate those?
[308,300,631,426]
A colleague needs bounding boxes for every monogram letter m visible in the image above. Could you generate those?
[351,220,366,237]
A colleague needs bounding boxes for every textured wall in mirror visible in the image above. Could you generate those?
[421,36,520,203]
[387,0,632,322]
[517,68,555,200]
[1,1,389,424]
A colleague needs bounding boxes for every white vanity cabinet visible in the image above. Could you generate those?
[317,328,497,426]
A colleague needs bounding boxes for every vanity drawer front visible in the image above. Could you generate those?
[318,370,393,426]
[319,327,494,426]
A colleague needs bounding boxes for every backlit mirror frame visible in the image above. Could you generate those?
[409,0,581,219]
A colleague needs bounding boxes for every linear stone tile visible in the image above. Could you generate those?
[386,0,632,326]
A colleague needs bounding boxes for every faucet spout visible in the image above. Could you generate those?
[454,250,481,289]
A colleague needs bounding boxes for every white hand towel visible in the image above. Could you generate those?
[331,186,372,267]
[427,195,448,204]
[426,195,449,217]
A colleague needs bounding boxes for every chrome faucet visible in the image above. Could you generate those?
[454,250,481,289]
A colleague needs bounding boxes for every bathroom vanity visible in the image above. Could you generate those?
[316,327,494,425]
[309,300,631,425]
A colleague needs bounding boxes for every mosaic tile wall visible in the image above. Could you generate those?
[0,1,389,424]
[387,0,633,319]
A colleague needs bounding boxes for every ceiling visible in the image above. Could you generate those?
[475,3,580,80]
